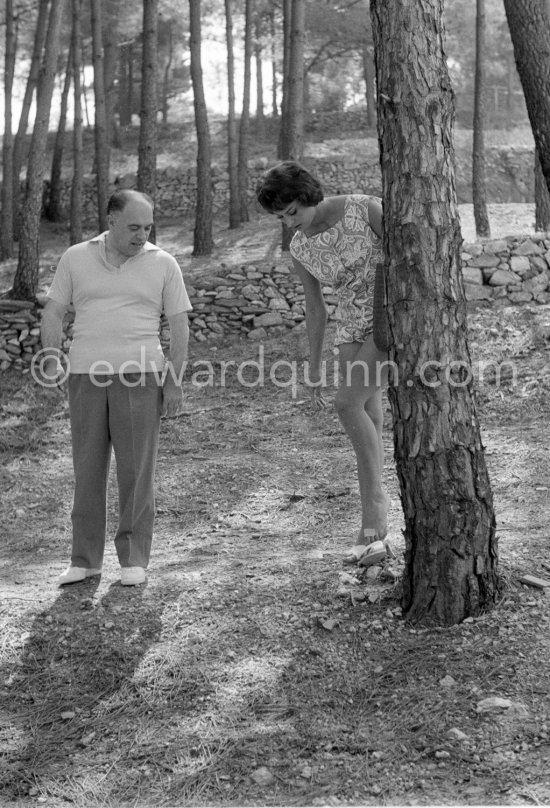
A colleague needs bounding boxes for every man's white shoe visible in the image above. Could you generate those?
[58,566,102,586]
[120,566,146,586]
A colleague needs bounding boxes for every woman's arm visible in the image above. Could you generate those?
[368,197,384,239]
[292,256,327,383]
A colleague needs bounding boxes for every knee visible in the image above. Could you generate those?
[365,396,383,429]
[334,391,359,418]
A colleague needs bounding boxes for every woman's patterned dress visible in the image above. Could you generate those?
[290,194,383,345]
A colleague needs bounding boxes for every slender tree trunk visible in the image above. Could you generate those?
[118,43,134,127]
[285,0,304,161]
[12,0,49,218]
[503,0,550,194]
[91,0,110,231]
[535,146,550,231]
[254,14,266,140]
[238,0,253,222]
[370,0,499,626]
[472,0,490,238]
[225,0,241,228]
[362,45,376,130]
[46,43,73,222]
[1,0,16,260]
[270,8,278,118]
[277,0,291,159]
[138,0,158,244]
[161,25,174,125]
[103,7,120,148]
[11,0,67,301]
[189,0,214,255]
[70,0,84,245]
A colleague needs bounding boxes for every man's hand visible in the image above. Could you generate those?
[161,381,184,418]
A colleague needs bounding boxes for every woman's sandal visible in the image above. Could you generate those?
[343,530,388,567]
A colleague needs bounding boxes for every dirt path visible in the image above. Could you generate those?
[1,226,550,806]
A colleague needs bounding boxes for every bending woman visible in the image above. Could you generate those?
[256,160,390,566]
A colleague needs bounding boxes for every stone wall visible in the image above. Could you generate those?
[46,143,533,226]
[2,235,549,373]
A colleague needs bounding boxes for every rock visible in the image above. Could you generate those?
[440,675,457,688]
[251,766,275,786]
[488,268,522,286]
[476,696,514,712]
[462,267,483,285]
[253,311,283,328]
[513,238,546,255]
[508,292,533,303]
[447,727,469,741]
[510,255,532,275]
[247,327,267,340]
[468,253,500,268]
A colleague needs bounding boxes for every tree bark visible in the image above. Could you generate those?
[238,0,253,222]
[138,0,158,243]
[255,12,266,141]
[1,0,16,260]
[362,13,376,130]
[11,0,67,301]
[472,0,490,238]
[370,0,499,626]
[225,0,241,228]
[91,0,110,231]
[70,0,84,245]
[11,0,49,219]
[46,43,73,223]
[103,6,121,148]
[277,0,291,159]
[503,0,550,194]
[535,146,550,231]
[189,0,214,255]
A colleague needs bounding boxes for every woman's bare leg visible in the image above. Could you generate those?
[335,336,388,544]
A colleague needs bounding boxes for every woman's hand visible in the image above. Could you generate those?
[308,381,328,410]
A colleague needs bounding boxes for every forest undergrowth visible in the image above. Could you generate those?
[1,288,550,806]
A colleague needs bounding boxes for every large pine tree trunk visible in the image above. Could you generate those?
[11,0,67,301]
[472,0,490,238]
[70,0,84,245]
[189,0,214,255]
[225,0,241,228]
[503,0,550,194]
[1,0,16,260]
[370,0,499,626]
[138,0,158,243]
[535,147,550,231]
[90,0,110,231]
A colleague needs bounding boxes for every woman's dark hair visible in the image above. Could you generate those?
[256,161,324,212]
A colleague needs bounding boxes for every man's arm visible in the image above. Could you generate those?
[39,299,69,385]
[162,311,189,417]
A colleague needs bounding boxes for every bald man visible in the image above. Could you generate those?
[40,190,192,587]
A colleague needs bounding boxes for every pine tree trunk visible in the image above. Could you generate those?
[70,0,84,245]
[12,0,67,301]
[503,0,550,194]
[138,0,158,243]
[189,0,214,255]
[535,147,550,231]
[472,0,490,238]
[238,0,253,222]
[11,0,49,220]
[255,14,266,141]
[370,0,499,626]
[46,44,73,223]
[1,0,16,260]
[225,0,241,228]
[90,0,110,231]
[277,0,291,160]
